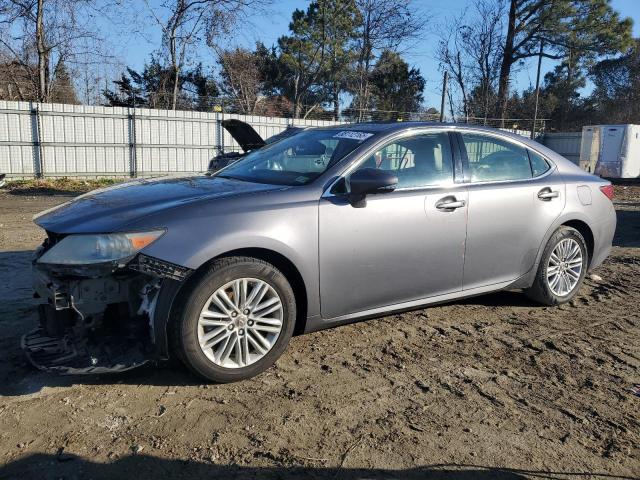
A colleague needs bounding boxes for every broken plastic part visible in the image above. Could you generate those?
[22,328,148,374]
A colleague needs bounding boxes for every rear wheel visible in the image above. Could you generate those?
[173,257,296,382]
[525,226,588,306]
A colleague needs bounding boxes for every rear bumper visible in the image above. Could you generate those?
[589,202,617,270]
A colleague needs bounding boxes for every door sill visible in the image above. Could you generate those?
[312,280,514,332]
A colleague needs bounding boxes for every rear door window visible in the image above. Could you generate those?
[461,133,532,182]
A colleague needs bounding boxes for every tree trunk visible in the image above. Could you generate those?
[455,52,468,119]
[35,0,49,102]
[560,52,574,131]
[333,82,339,120]
[168,2,182,111]
[497,0,517,126]
[357,53,371,122]
[171,65,179,110]
[293,75,300,118]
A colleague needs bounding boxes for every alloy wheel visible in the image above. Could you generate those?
[197,278,283,368]
[546,238,583,297]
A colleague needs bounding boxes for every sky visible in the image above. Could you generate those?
[110,0,640,109]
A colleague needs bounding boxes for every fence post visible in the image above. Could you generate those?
[30,103,44,178]
[215,110,224,155]
[128,107,137,177]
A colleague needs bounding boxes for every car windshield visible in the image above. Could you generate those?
[216,129,376,186]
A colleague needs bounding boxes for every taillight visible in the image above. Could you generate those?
[599,184,614,201]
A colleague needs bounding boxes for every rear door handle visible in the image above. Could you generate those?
[435,197,466,210]
[538,188,559,200]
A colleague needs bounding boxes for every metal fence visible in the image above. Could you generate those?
[0,101,341,179]
[454,116,547,138]
[0,101,584,179]
[539,132,582,165]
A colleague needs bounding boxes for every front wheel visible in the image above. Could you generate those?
[172,257,296,383]
[525,226,588,306]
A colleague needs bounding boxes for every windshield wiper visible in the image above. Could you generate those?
[215,174,261,184]
[215,174,240,181]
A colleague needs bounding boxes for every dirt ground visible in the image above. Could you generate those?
[0,186,638,480]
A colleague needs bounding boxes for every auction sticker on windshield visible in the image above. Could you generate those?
[333,131,374,141]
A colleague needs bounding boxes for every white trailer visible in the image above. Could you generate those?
[580,124,640,179]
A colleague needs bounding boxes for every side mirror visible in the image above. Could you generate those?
[348,168,398,207]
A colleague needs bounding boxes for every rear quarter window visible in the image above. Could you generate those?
[528,150,551,177]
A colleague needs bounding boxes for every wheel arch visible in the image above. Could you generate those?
[561,219,594,267]
[511,214,596,290]
[212,248,308,335]
[154,247,310,359]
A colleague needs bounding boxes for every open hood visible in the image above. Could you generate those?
[221,119,266,152]
[221,119,305,153]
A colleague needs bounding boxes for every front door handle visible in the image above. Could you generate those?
[435,197,466,210]
[538,188,559,200]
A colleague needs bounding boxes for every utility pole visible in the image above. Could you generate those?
[440,71,448,122]
[531,40,544,139]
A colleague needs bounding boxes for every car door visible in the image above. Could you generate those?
[318,131,468,320]
[457,132,566,290]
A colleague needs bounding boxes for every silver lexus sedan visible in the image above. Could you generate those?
[27,123,616,382]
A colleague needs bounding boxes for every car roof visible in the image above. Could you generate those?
[313,121,522,135]
[313,121,428,133]
[313,121,553,148]
[311,121,580,170]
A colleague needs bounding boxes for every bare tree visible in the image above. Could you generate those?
[145,0,266,110]
[437,0,504,121]
[216,46,263,113]
[0,0,117,102]
[351,0,427,121]
[437,18,470,119]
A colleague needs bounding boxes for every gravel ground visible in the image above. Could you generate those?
[0,186,638,480]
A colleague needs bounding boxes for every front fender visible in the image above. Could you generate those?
[133,193,321,356]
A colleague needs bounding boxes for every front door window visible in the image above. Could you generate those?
[351,132,454,189]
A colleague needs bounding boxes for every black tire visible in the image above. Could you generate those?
[525,226,588,306]
[171,256,296,383]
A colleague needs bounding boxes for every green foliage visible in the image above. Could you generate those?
[274,0,361,118]
[269,0,426,119]
[540,60,588,131]
[100,0,426,118]
[497,0,634,119]
[367,50,425,119]
[0,59,79,104]
[276,3,330,117]
[590,39,640,124]
[504,37,640,132]
[103,57,218,110]
[568,0,634,59]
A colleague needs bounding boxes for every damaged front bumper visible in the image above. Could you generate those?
[23,239,192,374]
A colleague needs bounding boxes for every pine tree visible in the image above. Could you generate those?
[367,50,425,120]
[497,0,632,122]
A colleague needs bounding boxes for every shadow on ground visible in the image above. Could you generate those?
[7,187,82,196]
[614,209,640,248]
[0,359,207,397]
[455,290,538,308]
[1,455,637,480]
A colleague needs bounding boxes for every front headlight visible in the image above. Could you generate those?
[37,230,165,265]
